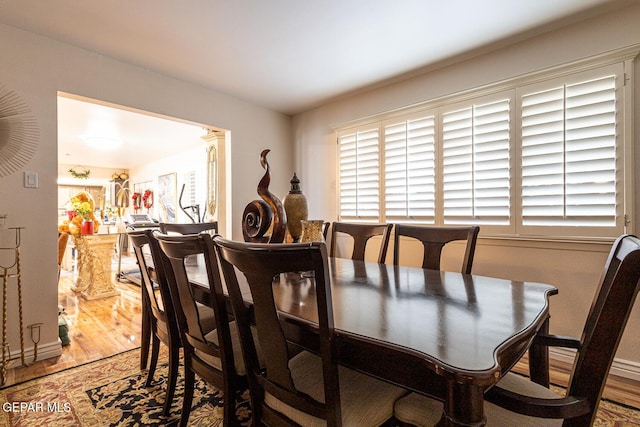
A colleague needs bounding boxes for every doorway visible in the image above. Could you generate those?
[55,93,226,373]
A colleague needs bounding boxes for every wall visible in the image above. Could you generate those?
[292,4,640,376]
[0,24,292,361]
[130,145,210,226]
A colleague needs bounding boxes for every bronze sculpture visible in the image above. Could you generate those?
[242,149,287,243]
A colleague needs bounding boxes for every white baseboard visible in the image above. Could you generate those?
[550,347,640,382]
[5,340,640,384]
[4,340,62,369]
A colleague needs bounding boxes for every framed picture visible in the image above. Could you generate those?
[157,173,177,223]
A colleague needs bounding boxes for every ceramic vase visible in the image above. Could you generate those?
[283,173,308,242]
[300,220,325,242]
[81,220,94,235]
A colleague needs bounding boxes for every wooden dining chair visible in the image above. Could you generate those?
[155,232,246,427]
[393,234,640,427]
[127,229,185,417]
[330,222,393,263]
[57,231,69,281]
[393,224,479,273]
[159,221,218,235]
[214,237,406,427]
[322,221,330,240]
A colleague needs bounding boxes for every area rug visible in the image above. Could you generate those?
[0,348,638,426]
[0,349,251,426]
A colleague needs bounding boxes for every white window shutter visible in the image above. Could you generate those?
[442,98,511,225]
[521,75,617,227]
[384,115,435,222]
[338,127,380,220]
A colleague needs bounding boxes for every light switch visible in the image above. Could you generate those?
[24,171,38,188]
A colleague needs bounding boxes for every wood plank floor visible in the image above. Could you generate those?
[3,256,639,410]
[1,258,142,388]
[513,356,640,409]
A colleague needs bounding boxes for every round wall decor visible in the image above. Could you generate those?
[0,84,39,177]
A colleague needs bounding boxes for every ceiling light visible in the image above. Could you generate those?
[83,135,123,150]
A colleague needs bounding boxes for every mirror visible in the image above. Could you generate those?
[206,143,217,217]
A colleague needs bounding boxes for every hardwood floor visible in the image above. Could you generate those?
[1,256,142,388]
[513,355,640,409]
[2,255,639,411]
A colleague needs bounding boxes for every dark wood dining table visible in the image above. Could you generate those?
[185,256,558,427]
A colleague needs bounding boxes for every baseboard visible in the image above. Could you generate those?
[550,348,640,382]
[4,340,62,368]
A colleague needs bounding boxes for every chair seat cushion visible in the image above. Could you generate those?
[197,321,261,375]
[195,302,216,333]
[393,372,562,427]
[265,351,406,427]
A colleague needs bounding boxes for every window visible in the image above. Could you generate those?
[338,127,380,220]
[441,97,511,226]
[384,114,435,222]
[518,69,622,237]
[336,58,632,239]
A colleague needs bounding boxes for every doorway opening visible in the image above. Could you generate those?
[55,92,227,374]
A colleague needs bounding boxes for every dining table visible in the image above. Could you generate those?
[185,256,558,426]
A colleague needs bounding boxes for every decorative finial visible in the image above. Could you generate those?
[289,173,302,193]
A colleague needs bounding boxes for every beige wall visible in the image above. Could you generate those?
[0,24,292,360]
[2,4,639,378]
[292,4,640,376]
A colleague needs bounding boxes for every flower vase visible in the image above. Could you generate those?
[300,220,325,242]
[81,220,94,235]
[283,173,308,243]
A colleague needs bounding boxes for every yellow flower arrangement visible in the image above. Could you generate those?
[71,198,93,220]
[58,191,101,236]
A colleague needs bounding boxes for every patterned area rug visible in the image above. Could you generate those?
[0,348,638,426]
[0,349,251,426]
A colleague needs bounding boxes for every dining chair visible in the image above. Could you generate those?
[392,224,479,273]
[322,221,330,240]
[330,222,393,263]
[57,231,69,281]
[155,232,246,427]
[159,221,218,235]
[128,229,186,417]
[393,234,640,427]
[214,237,406,427]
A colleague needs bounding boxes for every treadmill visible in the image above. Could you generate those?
[116,213,160,285]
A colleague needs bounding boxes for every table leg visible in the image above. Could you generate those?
[528,316,550,387]
[438,382,486,427]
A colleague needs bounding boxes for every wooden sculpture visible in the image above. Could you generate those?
[242,149,287,243]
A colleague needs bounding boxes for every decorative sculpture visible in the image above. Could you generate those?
[242,149,287,243]
[283,173,308,242]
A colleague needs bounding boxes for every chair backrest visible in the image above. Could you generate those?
[154,232,235,376]
[127,229,180,344]
[393,224,479,273]
[57,232,69,279]
[330,222,392,263]
[159,221,218,235]
[214,237,341,424]
[322,221,330,240]
[565,234,640,426]
[57,232,69,265]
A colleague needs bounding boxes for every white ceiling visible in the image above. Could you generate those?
[57,95,208,170]
[0,0,626,170]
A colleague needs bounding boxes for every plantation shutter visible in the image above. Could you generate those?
[442,98,511,225]
[520,74,618,228]
[384,114,436,222]
[338,126,380,220]
[335,59,629,238]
